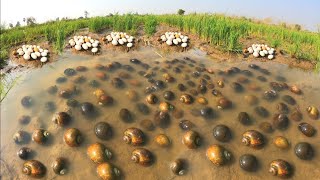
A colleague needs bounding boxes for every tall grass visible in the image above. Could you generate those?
[144,16,157,37]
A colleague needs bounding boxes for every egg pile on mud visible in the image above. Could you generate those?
[245,44,276,60]
[4,55,320,180]
[160,32,189,50]
[68,35,100,54]
[12,45,49,62]
[103,32,135,50]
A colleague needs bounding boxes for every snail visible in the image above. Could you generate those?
[98,95,114,106]
[47,85,58,94]
[64,68,76,76]
[94,122,113,140]
[273,114,289,130]
[32,129,49,144]
[163,91,175,101]
[242,130,264,149]
[96,72,107,80]
[159,102,174,112]
[154,134,171,147]
[177,84,187,91]
[63,128,82,147]
[76,65,87,72]
[213,125,231,142]
[52,112,71,127]
[263,90,277,101]
[136,103,149,115]
[21,96,33,108]
[80,102,95,116]
[119,108,133,123]
[59,89,72,99]
[182,130,200,149]
[290,108,303,121]
[154,80,165,89]
[211,89,222,97]
[259,122,274,133]
[131,148,153,166]
[126,90,139,101]
[282,95,296,105]
[123,128,145,146]
[273,136,290,149]
[254,106,269,118]
[238,112,251,125]
[290,85,302,94]
[294,142,314,160]
[154,111,170,128]
[22,160,46,178]
[139,119,155,131]
[206,144,231,166]
[17,147,32,160]
[173,109,184,119]
[111,77,124,88]
[13,130,28,144]
[97,162,120,180]
[306,106,319,120]
[197,97,208,105]
[179,120,194,131]
[179,94,193,104]
[146,94,158,104]
[197,84,207,94]
[87,143,112,164]
[231,82,243,92]
[269,159,292,178]
[217,80,224,88]
[217,97,232,109]
[93,90,106,100]
[277,103,289,114]
[52,157,67,175]
[239,154,258,172]
[298,122,316,137]
[19,115,31,125]
[170,159,186,175]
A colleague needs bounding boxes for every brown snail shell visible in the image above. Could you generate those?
[154,111,170,128]
[87,143,112,164]
[217,97,232,109]
[22,160,46,178]
[96,72,107,80]
[206,144,231,166]
[13,130,28,144]
[197,97,208,105]
[273,136,290,149]
[217,80,224,88]
[242,130,264,149]
[98,95,114,106]
[244,95,258,105]
[139,119,155,131]
[259,122,274,133]
[170,159,186,175]
[131,148,153,166]
[123,128,145,146]
[129,79,142,87]
[273,114,289,130]
[159,102,174,112]
[290,108,303,121]
[146,94,158,104]
[154,134,171,147]
[93,89,105,98]
[32,129,49,144]
[290,85,302,94]
[269,159,292,178]
[306,106,319,120]
[97,162,120,180]
[126,90,139,101]
[298,122,316,137]
[52,157,67,175]
[179,94,193,104]
[52,112,71,126]
[182,130,200,149]
[63,128,82,147]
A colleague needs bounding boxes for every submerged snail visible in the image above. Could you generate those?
[63,128,82,147]
[87,143,112,164]
[269,159,292,178]
[146,94,158,104]
[22,160,46,178]
[179,120,194,131]
[154,111,170,128]
[98,95,114,106]
[119,108,133,123]
[19,115,31,125]
[217,97,232,109]
[306,106,319,120]
[97,162,120,180]
[242,130,264,149]
[80,102,95,116]
[197,97,208,105]
[259,122,274,133]
[163,91,175,101]
[290,108,303,122]
[140,119,155,131]
[131,148,153,166]
[273,114,289,130]
[206,144,231,166]
[290,85,302,94]
[238,112,251,125]
[21,96,33,108]
[126,90,139,101]
[298,122,316,137]
[52,157,67,175]
[273,136,290,149]
[244,95,258,105]
[154,134,171,147]
[32,129,49,144]
[123,128,145,146]
[239,154,258,172]
[170,159,186,175]
[213,125,231,142]
[159,102,174,112]
[182,130,201,149]
[294,142,314,160]
[52,112,71,126]
[179,94,193,104]
[13,130,28,144]
[17,147,32,160]
[94,122,113,140]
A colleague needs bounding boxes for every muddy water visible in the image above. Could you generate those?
[1,47,320,180]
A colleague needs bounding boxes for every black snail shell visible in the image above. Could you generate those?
[52,157,67,175]
[200,107,214,119]
[47,85,58,94]
[154,111,170,128]
[238,112,251,125]
[231,82,243,92]
[197,84,207,94]
[130,58,141,64]
[19,115,31,125]
[111,77,124,88]
[80,102,94,116]
[263,90,277,101]
[298,122,316,137]
[163,91,175,101]
[44,101,56,112]
[170,159,186,175]
[177,84,187,91]
[277,102,289,114]
[123,127,145,146]
[136,102,150,115]
[98,95,114,106]
[13,130,29,144]
[97,162,120,180]
[63,128,82,147]
[269,159,292,178]
[290,108,303,122]
[131,148,153,166]
[32,129,49,144]
[179,120,194,131]
[87,143,112,164]
[239,154,258,172]
[259,122,274,133]
[140,119,155,131]
[21,96,33,108]
[254,106,269,118]
[242,130,264,148]
[67,99,79,107]
[182,130,201,149]
[119,108,133,123]
[282,95,296,105]
[94,122,113,140]
[56,77,67,83]
[154,80,165,89]
[146,94,158,104]
[273,114,289,130]
[206,144,231,166]
[294,142,314,160]
[213,125,231,142]
[64,68,76,76]
[22,160,46,178]
[52,112,71,126]
[17,147,32,160]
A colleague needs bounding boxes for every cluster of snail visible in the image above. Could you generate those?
[13,57,319,179]
[159,32,189,50]
[12,45,49,62]
[245,44,275,60]
[103,32,135,51]
[68,35,100,54]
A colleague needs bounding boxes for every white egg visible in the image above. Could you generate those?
[41,52,47,57]
[91,47,98,53]
[112,39,118,46]
[128,38,133,43]
[263,50,268,55]
[40,57,48,63]
[79,39,84,43]
[270,48,275,52]
[90,39,94,43]
[127,42,133,48]
[94,40,100,44]
[182,37,188,43]
[118,39,124,45]
[181,42,188,48]
[180,35,184,39]
[19,51,25,56]
[107,36,113,42]
[266,47,271,51]
[23,54,30,60]
[122,38,127,43]
[173,39,179,45]
[161,35,166,39]
[268,50,274,55]
[82,43,88,50]
[248,48,254,54]
[28,48,33,53]
[75,44,82,51]
[166,39,173,46]
[44,49,49,53]
[176,38,182,43]
[35,52,41,57]
[92,42,98,48]
[86,42,92,48]
[268,54,274,60]
[259,51,265,57]
[70,41,76,47]
[253,51,259,57]
[39,48,44,53]
[31,53,37,60]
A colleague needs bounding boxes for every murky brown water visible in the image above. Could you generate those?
[1,47,320,180]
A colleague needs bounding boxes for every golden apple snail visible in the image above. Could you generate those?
[182,130,200,149]
[94,122,113,140]
[213,125,231,142]
[52,112,71,126]
[298,122,316,137]
[123,128,145,146]
[17,147,32,160]
[32,129,49,144]
[206,144,231,166]
[22,160,46,178]
[63,128,82,147]
[242,130,264,149]
[273,136,290,149]
[154,134,171,147]
[269,159,292,178]
[294,142,314,160]
[239,154,258,172]
[170,159,186,175]
[131,148,153,166]
[87,143,112,164]
[306,106,319,120]
[97,162,120,180]
[52,157,67,175]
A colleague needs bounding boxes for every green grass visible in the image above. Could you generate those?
[1,13,319,69]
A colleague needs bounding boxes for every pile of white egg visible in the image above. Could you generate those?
[69,36,100,54]
[160,32,189,48]
[247,44,275,60]
[14,45,49,62]
[104,32,135,49]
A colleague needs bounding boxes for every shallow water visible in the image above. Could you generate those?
[1,47,320,180]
